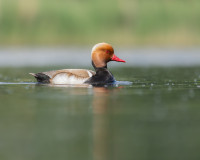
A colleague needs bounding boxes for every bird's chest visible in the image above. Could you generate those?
[86,69,115,84]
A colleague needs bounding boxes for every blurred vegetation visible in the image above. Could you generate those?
[0,0,200,46]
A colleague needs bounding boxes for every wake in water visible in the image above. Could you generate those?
[0,81,133,87]
[0,82,36,85]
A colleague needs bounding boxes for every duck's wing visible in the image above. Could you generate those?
[30,69,95,84]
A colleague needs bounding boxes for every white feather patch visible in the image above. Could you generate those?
[51,73,87,84]
[87,70,93,77]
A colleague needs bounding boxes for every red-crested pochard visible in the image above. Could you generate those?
[30,43,125,85]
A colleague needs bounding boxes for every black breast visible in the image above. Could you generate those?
[85,68,116,85]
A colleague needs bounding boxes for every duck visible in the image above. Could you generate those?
[30,42,126,85]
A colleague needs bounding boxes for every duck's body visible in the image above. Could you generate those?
[30,43,125,85]
[30,69,95,84]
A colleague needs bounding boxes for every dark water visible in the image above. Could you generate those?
[1,67,200,160]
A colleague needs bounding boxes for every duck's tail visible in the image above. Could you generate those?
[29,73,50,83]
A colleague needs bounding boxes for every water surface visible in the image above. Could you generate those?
[0,67,200,160]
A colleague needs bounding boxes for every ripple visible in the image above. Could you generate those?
[0,82,36,85]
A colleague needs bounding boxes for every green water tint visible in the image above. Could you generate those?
[0,67,200,160]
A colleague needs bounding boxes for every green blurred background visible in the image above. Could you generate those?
[0,0,200,46]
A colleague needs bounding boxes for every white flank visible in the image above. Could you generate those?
[51,73,87,84]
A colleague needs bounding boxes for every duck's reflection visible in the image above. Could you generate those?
[92,87,110,114]
[92,87,120,160]
[36,83,121,159]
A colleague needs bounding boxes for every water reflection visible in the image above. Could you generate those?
[46,84,121,160]
[92,87,121,160]
[50,84,121,160]
[92,87,110,160]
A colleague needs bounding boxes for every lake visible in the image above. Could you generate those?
[0,66,200,160]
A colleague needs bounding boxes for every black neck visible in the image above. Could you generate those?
[85,61,115,85]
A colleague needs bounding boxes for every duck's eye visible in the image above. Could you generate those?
[106,50,110,54]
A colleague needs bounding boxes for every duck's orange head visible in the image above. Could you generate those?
[91,43,125,68]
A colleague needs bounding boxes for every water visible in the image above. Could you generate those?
[1,66,200,160]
